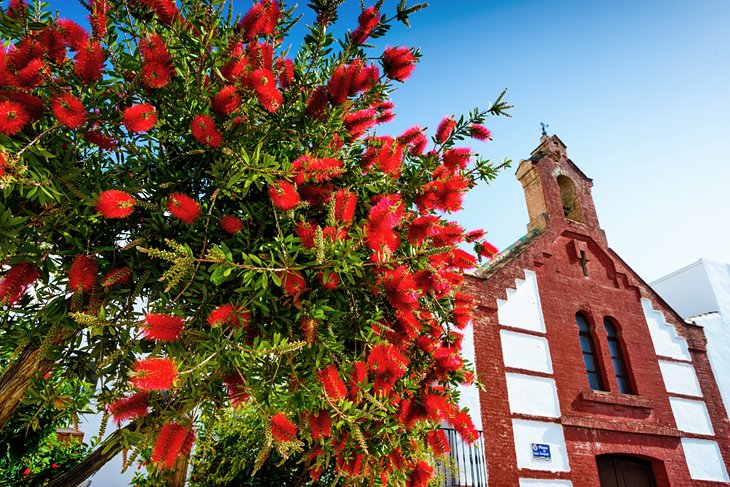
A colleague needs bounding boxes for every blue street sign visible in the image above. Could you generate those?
[531,443,551,460]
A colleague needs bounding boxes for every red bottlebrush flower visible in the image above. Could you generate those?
[239,0,279,39]
[268,180,300,210]
[276,58,294,88]
[407,215,439,245]
[477,240,498,259]
[74,41,105,83]
[22,467,31,476]
[207,303,250,329]
[250,68,283,112]
[469,123,491,141]
[1,91,43,122]
[0,100,30,136]
[301,317,319,345]
[279,269,306,297]
[362,136,403,176]
[223,372,250,407]
[58,19,89,51]
[450,409,478,443]
[39,27,68,64]
[348,360,367,398]
[84,129,117,150]
[139,33,170,62]
[108,392,149,424]
[0,262,39,305]
[465,228,487,242]
[270,413,297,442]
[141,61,172,88]
[167,192,201,224]
[123,103,157,134]
[433,346,463,373]
[68,255,97,293]
[130,357,177,391]
[398,125,428,155]
[0,151,7,178]
[327,64,348,106]
[16,58,47,88]
[423,391,454,422]
[295,221,316,248]
[305,86,328,119]
[308,410,331,440]
[89,0,109,39]
[332,189,357,224]
[220,215,243,234]
[407,461,434,487]
[152,422,195,469]
[140,0,180,24]
[51,463,60,469]
[350,6,379,45]
[212,86,241,117]
[50,94,87,130]
[436,116,456,144]
[382,46,416,81]
[337,453,364,478]
[96,189,134,218]
[101,266,132,288]
[367,344,408,395]
[317,271,339,290]
[443,147,472,170]
[191,114,223,148]
[292,156,344,186]
[426,428,451,456]
[141,313,184,342]
[450,248,477,270]
[317,364,347,401]
[6,0,27,19]
[344,108,377,138]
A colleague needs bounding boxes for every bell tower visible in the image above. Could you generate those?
[515,135,606,245]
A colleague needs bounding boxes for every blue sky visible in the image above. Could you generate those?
[31,0,730,281]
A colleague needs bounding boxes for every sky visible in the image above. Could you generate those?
[32,0,730,282]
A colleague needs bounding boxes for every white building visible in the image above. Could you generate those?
[651,259,730,411]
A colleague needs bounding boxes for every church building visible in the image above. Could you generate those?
[461,135,730,486]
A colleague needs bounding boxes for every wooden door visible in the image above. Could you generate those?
[597,455,656,487]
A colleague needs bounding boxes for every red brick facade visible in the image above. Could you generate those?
[464,136,730,486]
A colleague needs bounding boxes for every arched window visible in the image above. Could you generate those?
[576,314,605,391]
[604,320,632,394]
[557,175,584,223]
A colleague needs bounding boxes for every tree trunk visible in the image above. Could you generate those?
[0,343,46,431]
[45,423,136,487]
[169,447,190,487]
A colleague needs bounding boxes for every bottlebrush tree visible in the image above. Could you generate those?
[0,0,509,485]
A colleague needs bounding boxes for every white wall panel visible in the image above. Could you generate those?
[658,360,702,397]
[501,330,553,374]
[641,298,691,361]
[669,397,714,435]
[497,270,546,333]
[506,373,560,418]
[512,419,570,472]
[681,438,729,481]
[519,480,573,487]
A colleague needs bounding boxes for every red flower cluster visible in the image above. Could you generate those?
[152,422,195,469]
[367,344,408,395]
[96,189,135,218]
[382,47,416,81]
[365,194,405,261]
[362,136,404,176]
[84,129,116,150]
[292,155,344,186]
[350,7,379,45]
[435,116,456,144]
[270,413,297,442]
[426,429,450,456]
[68,255,98,292]
[344,108,377,138]
[331,189,357,224]
[328,58,379,106]
[0,101,30,136]
[139,33,172,88]
[239,0,279,39]
[139,0,180,24]
[212,85,241,117]
[101,266,132,288]
[279,269,307,298]
[130,357,177,391]
[305,87,328,119]
[317,364,347,401]
[58,19,89,51]
[222,372,250,407]
[301,317,319,345]
[469,123,491,141]
[191,115,223,148]
[308,410,331,439]
[407,461,433,487]
[141,313,185,342]
[107,392,149,424]
[167,192,201,224]
[89,0,109,39]
[123,103,157,134]
[207,304,250,329]
[74,41,104,84]
[220,215,243,234]
[51,93,87,129]
[268,180,300,210]
[0,262,39,305]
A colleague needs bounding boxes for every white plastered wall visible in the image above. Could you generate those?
[640,298,691,361]
[501,330,553,374]
[506,373,560,418]
[669,397,714,435]
[512,419,570,472]
[497,270,546,333]
[681,438,729,482]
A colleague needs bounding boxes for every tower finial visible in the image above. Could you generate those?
[540,122,549,137]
